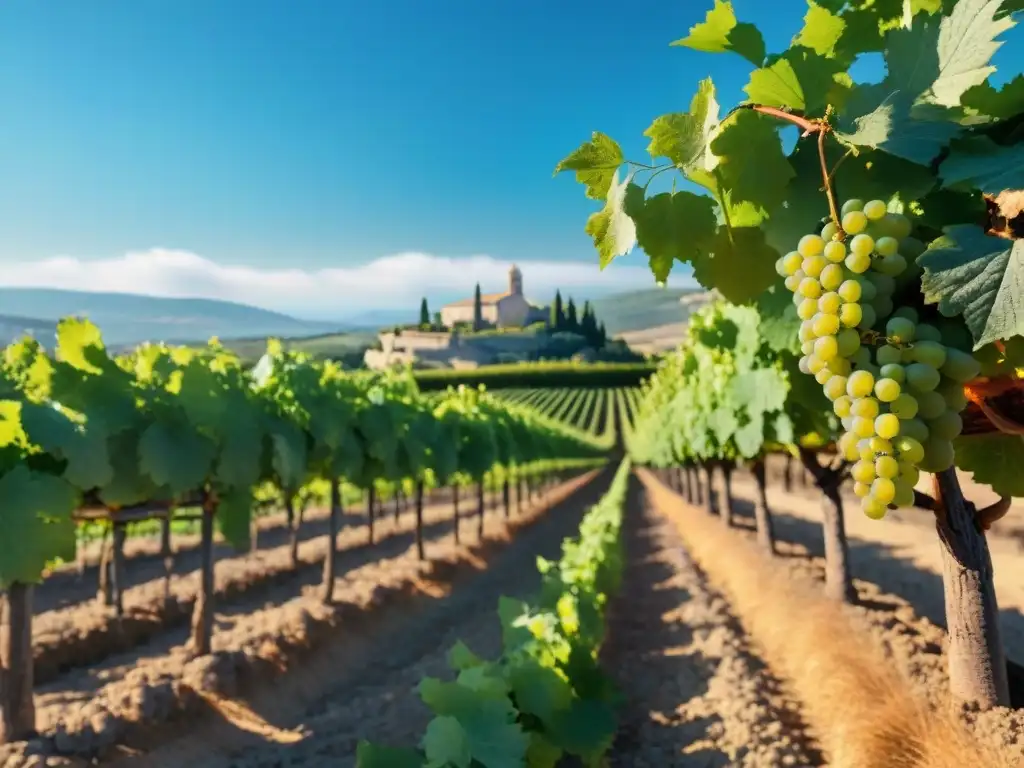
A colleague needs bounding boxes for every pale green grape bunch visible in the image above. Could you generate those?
[776,198,981,520]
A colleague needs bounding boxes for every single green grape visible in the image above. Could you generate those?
[821,221,840,241]
[841,199,865,216]
[836,328,861,357]
[851,396,880,419]
[858,304,877,330]
[799,234,825,258]
[784,274,802,291]
[847,370,875,398]
[938,379,968,412]
[876,346,902,366]
[838,280,862,303]
[852,460,876,483]
[892,480,915,508]
[815,367,834,385]
[782,251,804,275]
[834,395,853,418]
[798,277,823,299]
[850,347,872,369]
[886,317,916,344]
[879,363,905,384]
[889,393,919,420]
[852,416,876,438]
[840,303,863,328]
[818,292,842,315]
[828,357,852,376]
[798,298,818,320]
[874,236,899,256]
[843,210,868,234]
[820,264,844,291]
[823,240,846,263]
[813,313,840,337]
[854,481,871,498]
[875,455,899,479]
[803,254,827,277]
[897,460,920,487]
[918,437,955,473]
[915,323,942,343]
[910,340,947,369]
[892,306,919,324]
[875,413,901,439]
[871,477,897,504]
[863,199,887,220]
[857,277,877,301]
[874,378,901,402]
[940,348,981,383]
[905,362,940,392]
[824,375,848,400]
[845,251,871,274]
[850,233,875,256]
[876,253,908,276]
[869,272,896,296]
[927,409,963,441]
[801,340,816,356]
[873,296,895,320]
[900,418,930,444]
[814,335,839,361]
[862,497,888,520]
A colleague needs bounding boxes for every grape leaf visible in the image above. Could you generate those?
[963,74,1024,120]
[354,742,424,768]
[18,401,114,490]
[644,78,720,171]
[553,133,624,201]
[624,189,718,282]
[756,283,802,355]
[55,318,107,374]
[919,224,1024,348]
[422,716,472,768]
[745,47,843,114]
[939,136,1024,195]
[692,226,779,304]
[710,110,794,216]
[732,368,790,415]
[139,422,216,494]
[734,412,766,458]
[215,487,253,551]
[526,734,562,768]
[672,0,765,66]
[0,465,77,586]
[586,172,638,269]
[508,661,573,722]
[794,3,846,57]
[954,433,1024,498]
[546,698,617,757]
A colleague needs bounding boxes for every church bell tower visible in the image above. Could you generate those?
[509,264,523,296]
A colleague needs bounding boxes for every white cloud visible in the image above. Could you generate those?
[0,249,696,320]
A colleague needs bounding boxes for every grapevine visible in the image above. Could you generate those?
[556,0,1024,708]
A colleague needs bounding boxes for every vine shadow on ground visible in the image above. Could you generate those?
[726,494,1024,707]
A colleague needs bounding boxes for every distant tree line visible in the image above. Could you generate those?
[549,289,607,347]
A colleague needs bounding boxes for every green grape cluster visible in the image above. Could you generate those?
[775,198,981,520]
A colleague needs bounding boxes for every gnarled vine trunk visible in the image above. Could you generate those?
[452,484,461,544]
[321,477,343,603]
[719,462,735,526]
[161,514,174,608]
[284,495,300,569]
[367,487,376,545]
[0,582,35,743]
[934,469,1010,708]
[800,449,853,603]
[751,458,775,555]
[476,482,485,540]
[189,493,217,656]
[702,464,716,515]
[415,481,426,561]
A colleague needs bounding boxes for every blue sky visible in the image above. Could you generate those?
[0,1,1019,319]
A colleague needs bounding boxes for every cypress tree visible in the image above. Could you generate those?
[550,290,564,330]
[566,298,578,331]
[472,283,483,330]
[419,297,430,326]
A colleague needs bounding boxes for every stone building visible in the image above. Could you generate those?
[440,265,544,328]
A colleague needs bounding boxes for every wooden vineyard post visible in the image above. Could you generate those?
[719,462,735,527]
[284,495,299,569]
[112,520,127,620]
[702,464,716,516]
[367,487,376,545]
[516,474,523,514]
[415,481,426,561]
[452,484,461,545]
[189,491,217,657]
[97,524,113,607]
[476,482,485,540]
[321,477,343,604]
[160,513,174,608]
[933,469,1010,708]
[502,478,511,519]
[393,492,401,525]
[0,582,35,744]
[783,454,794,492]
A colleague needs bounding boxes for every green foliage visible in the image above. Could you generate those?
[556,0,1024,497]
[357,459,631,767]
[413,362,656,391]
[420,298,431,327]
[629,301,833,469]
[0,320,607,585]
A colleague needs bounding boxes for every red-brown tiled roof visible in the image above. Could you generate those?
[443,291,510,308]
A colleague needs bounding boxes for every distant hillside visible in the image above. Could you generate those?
[0,314,59,345]
[0,288,347,346]
[588,287,704,336]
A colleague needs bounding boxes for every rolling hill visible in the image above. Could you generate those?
[587,287,704,336]
[0,288,349,346]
